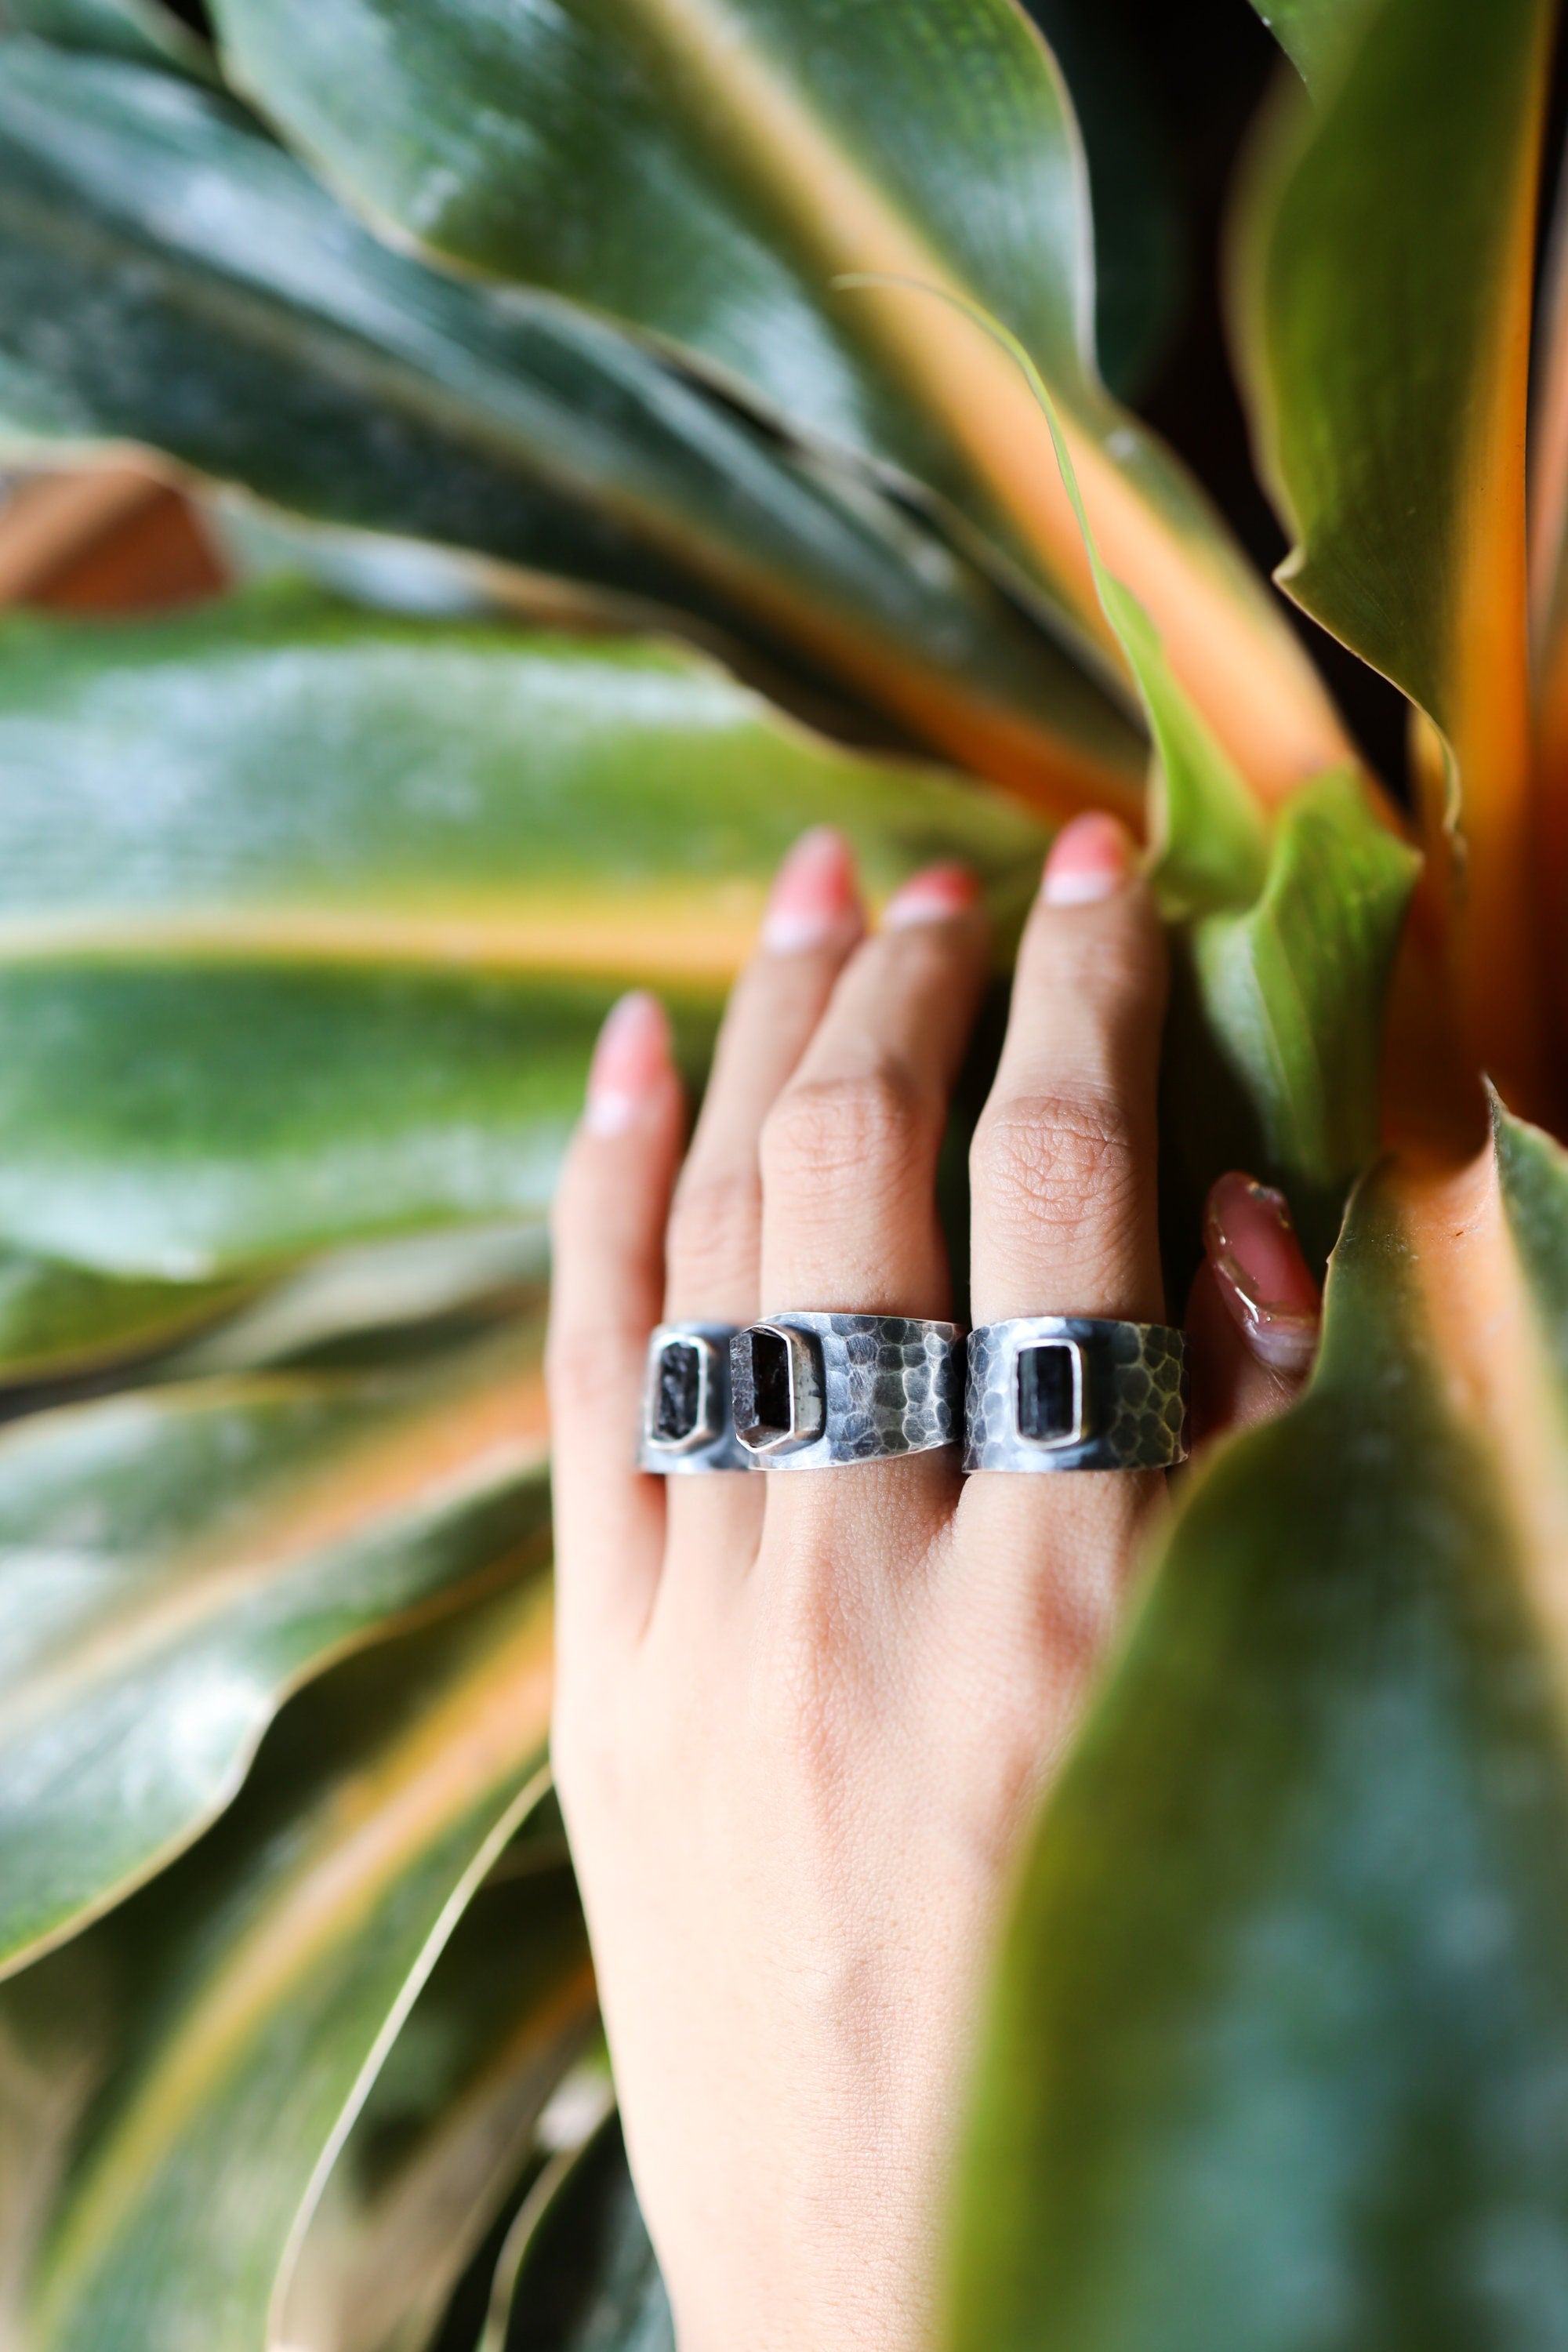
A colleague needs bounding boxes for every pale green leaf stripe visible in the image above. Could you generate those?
[0,42,1142,807]
[7,1581,555,2352]
[946,1163,1568,2350]
[0,1331,549,1978]
[278,1841,593,2352]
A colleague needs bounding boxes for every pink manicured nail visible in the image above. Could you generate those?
[585,991,670,1137]
[882,861,981,928]
[762,827,860,953]
[1203,1171,1321,1373]
[1040,813,1136,907]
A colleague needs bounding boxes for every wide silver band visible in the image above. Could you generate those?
[638,1323,758,1473]
[731,1312,963,1469]
[964,1315,1189,1472]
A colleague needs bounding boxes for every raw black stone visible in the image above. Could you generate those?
[655,1341,702,1442]
[1017,1343,1077,1443]
[732,1326,793,1443]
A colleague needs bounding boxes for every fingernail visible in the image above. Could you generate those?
[762,827,860,953]
[585,991,670,1137]
[1203,1171,1321,1373]
[882,861,980,928]
[1041,813,1136,907]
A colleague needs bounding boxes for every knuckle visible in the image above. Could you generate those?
[665,1162,760,1295]
[762,1064,929,1200]
[972,1089,1143,1234]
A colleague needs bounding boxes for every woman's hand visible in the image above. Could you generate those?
[546,818,1320,2351]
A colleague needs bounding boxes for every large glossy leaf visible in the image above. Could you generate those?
[0,44,1144,815]
[205,0,1348,802]
[499,2114,673,2352]
[0,588,1046,1281]
[1232,0,1554,1116]
[0,0,217,78]
[1,1578,555,2352]
[946,1107,1568,2350]
[0,1327,549,1979]
[279,1834,595,2352]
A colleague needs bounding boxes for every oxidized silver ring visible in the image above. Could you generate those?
[731,1312,963,1468]
[964,1315,1189,1472]
[638,1322,759,1472]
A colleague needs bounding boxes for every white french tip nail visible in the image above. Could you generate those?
[584,1091,642,1138]
[1040,867,1122,909]
[762,909,839,955]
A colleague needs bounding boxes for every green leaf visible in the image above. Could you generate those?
[2,1579,556,2352]
[0,587,1047,1279]
[946,1138,1568,2352]
[0,1247,245,1385]
[0,43,1143,814]
[1015,0,1181,401]
[204,0,1348,800]
[0,0,218,80]
[499,2114,672,2352]
[0,1327,550,1980]
[1232,0,1553,1112]
[278,1836,595,2352]
[1247,0,1374,89]
[1180,771,1420,1265]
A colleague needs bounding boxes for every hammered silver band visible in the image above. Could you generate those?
[638,1322,758,1473]
[964,1315,1189,1472]
[731,1312,963,1469]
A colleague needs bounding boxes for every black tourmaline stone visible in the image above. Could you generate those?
[731,1326,793,1444]
[1017,1342,1077,1443]
[655,1340,702,1443]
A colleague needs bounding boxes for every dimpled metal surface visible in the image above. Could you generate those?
[742,1312,964,1468]
[637,1323,759,1473]
[964,1316,1189,1472]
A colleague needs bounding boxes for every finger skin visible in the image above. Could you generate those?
[967,857,1167,1328]
[758,902,991,1319]
[958,835,1169,1648]
[546,1002,684,1657]
[661,848,862,1572]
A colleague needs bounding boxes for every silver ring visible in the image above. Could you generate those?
[964,1316,1189,1472]
[731,1312,963,1468]
[638,1323,758,1472]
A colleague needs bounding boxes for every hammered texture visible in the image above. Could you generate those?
[750,1313,962,1468]
[964,1317,1189,1472]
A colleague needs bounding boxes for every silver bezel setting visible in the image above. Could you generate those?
[641,1327,723,1457]
[731,1322,826,1456]
[1008,1330,1087,1450]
